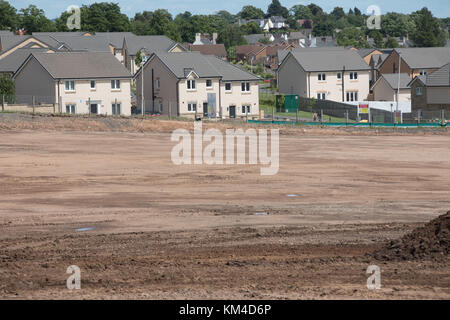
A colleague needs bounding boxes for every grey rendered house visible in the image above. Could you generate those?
[13,52,133,115]
[408,63,450,112]
[134,51,260,118]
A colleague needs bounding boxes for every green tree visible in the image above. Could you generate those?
[227,46,236,61]
[336,27,369,48]
[240,21,262,34]
[307,3,324,18]
[132,9,180,41]
[369,30,384,48]
[384,36,399,48]
[0,0,18,31]
[267,0,289,18]
[217,24,247,49]
[313,21,334,36]
[238,5,265,19]
[0,74,15,103]
[381,12,410,37]
[330,7,345,20]
[19,5,56,33]
[216,10,235,23]
[411,7,446,47]
[80,2,131,32]
[290,5,313,20]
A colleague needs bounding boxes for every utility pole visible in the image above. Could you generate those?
[342,66,345,102]
[396,53,401,113]
[141,67,144,116]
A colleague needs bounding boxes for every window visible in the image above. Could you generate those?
[419,70,427,75]
[90,80,96,90]
[318,73,326,81]
[112,103,121,115]
[346,91,359,102]
[159,103,163,113]
[187,103,197,112]
[225,82,232,91]
[206,79,212,88]
[241,82,250,92]
[337,72,342,80]
[416,87,422,96]
[317,93,326,100]
[155,79,160,89]
[111,79,120,90]
[350,72,358,80]
[65,104,75,114]
[65,80,75,91]
[187,79,196,90]
[241,105,251,113]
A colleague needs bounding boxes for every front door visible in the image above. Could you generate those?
[90,103,98,114]
[229,105,236,118]
[203,103,208,117]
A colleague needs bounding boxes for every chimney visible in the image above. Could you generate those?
[212,32,217,45]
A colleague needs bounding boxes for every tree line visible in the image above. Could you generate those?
[0,0,448,49]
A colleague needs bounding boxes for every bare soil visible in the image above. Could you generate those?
[0,114,449,299]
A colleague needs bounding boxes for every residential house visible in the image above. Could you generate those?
[277,49,370,102]
[243,33,272,45]
[0,35,56,59]
[297,20,313,28]
[13,52,132,115]
[408,63,450,112]
[134,51,260,118]
[369,53,390,85]
[378,47,450,79]
[186,44,227,60]
[371,73,411,102]
[0,47,53,77]
[236,44,267,65]
[277,47,348,68]
[192,33,218,45]
[122,35,186,74]
[237,17,286,31]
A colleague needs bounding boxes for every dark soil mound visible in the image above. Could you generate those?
[373,211,450,261]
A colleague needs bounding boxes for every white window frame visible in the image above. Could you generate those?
[337,72,342,80]
[317,93,326,100]
[225,82,232,92]
[90,80,96,90]
[187,102,197,112]
[241,82,250,92]
[111,102,121,115]
[65,104,76,114]
[346,91,359,102]
[419,70,427,76]
[350,72,358,80]
[416,87,422,96]
[187,79,196,91]
[318,73,326,81]
[65,80,75,92]
[111,79,121,90]
[206,79,213,88]
[155,79,160,89]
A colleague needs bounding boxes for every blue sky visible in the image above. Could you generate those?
[11,0,450,19]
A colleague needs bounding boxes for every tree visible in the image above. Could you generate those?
[216,10,235,23]
[313,21,334,36]
[238,5,264,20]
[381,12,410,37]
[240,21,262,34]
[0,74,15,103]
[227,46,236,61]
[132,10,180,41]
[369,30,384,48]
[336,27,370,48]
[80,2,131,32]
[411,7,446,47]
[267,0,289,18]
[307,3,323,18]
[19,5,56,33]
[0,0,18,31]
[290,5,313,20]
[384,36,399,48]
[217,24,247,49]
[330,7,345,20]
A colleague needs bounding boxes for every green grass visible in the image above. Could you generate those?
[259,103,354,123]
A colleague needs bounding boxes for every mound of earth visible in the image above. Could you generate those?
[373,211,450,261]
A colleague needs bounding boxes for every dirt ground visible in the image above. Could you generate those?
[0,115,449,299]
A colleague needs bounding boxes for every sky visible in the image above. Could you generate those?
[11,0,450,19]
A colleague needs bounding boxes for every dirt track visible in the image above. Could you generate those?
[0,115,449,299]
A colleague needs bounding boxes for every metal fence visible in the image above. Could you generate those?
[259,91,448,124]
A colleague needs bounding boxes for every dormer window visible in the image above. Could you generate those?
[187,79,196,90]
